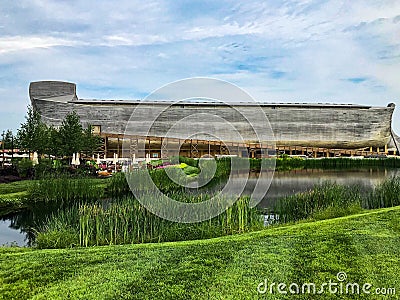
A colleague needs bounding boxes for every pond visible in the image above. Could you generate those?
[257,168,400,208]
[1,167,399,247]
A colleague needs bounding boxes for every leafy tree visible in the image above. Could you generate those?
[47,126,61,157]
[1,130,14,149]
[17,107,101,158]
[82,125,102,156]
[57,111,83,156]
[17,106,49,154]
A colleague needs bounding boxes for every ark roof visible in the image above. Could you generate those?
[73,98,374,109]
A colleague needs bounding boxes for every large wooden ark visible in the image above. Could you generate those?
[30,81,399,158]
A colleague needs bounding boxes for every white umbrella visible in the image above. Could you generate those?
[96,153,100,165]
[76,152,80,166]
[71,153,76,165]
[113,153,118,172]
[32,152,39,166]
[145,153,151,164]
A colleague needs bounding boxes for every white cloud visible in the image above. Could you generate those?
[1,0,400,132]
[0,36,81,54]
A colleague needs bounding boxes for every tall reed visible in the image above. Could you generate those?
[274,181,362,223]
[35,194,263,248]
[28,176,102,203]
[365,176,400,209]
[248,157,400,171]
[35,206,80,249]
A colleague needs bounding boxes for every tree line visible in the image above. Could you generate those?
[1,106,101,157]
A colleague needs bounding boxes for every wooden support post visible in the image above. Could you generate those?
[385,144,388,154]
[104,137,108,158]
[117,137,120,158]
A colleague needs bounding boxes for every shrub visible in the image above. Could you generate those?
[183,165,199,176]
[33,158,53,179]
[16,158,34,178]
[177,156,198,168]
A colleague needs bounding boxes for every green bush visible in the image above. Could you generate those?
[16,158,34,178]
[177,156,198,168]
[33,158,53,179]
[183,165,199,176]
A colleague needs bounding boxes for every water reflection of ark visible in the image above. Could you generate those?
[243,168,400,209]
[1,168,400,247]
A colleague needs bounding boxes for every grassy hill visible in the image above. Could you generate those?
[1,206,399,299]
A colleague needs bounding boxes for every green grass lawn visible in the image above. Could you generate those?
[0,178,109,212]
[0,178,109,196]
[0,180,34,199]
[0,180,34,211]
[0,206,399,299]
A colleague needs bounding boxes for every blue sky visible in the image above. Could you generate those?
[1,0,400,133]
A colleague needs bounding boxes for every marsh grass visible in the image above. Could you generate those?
[248,157,400,171]
[106,172,131,197]
[35,194,263,248]
[28,176,103,203]
[35,206,79,249]
[303,157,400,169]
[275,176,400,223]
[274,182,363,223]
[366,176,400,209]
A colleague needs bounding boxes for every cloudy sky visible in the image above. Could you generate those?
[1,0,400,133]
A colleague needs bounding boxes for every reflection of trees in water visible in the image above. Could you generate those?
[1,201,67,246]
